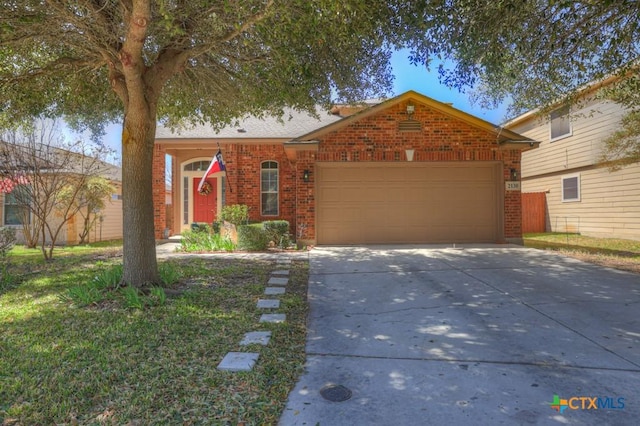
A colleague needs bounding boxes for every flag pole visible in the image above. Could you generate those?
[218,142,232,194]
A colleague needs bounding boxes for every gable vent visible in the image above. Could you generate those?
[398,119,422,132]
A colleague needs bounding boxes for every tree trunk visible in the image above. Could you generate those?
[121,109,160,287]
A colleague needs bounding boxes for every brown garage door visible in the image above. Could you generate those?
[316,162,502,244]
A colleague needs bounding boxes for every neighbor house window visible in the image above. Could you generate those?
[561,174,580,202]
[550,105,572,141]
[261,161,278,216]
[3,188,29,225]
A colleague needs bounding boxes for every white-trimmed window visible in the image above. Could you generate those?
[261,161,279,216]
[561,174,580,202]
[3,188,29,225]
[550,105,572,141]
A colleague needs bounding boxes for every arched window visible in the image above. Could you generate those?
[261,161,278,216]
[183,160,210,171]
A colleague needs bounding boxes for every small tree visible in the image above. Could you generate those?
[0,120,113,259]
[61,176,115,244]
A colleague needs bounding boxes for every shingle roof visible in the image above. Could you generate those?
[155,106,344,139]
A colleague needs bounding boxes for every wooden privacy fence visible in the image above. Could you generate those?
[522,192,547,233]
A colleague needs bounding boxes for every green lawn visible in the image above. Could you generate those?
[0,245,308,425]
[523,233,640,274]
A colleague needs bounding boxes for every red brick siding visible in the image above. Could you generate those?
[152,145,166,239]
[155,100,524,243]
[295,151,317,242]
[301,101,522,242]
[163,144,297,236]
[228,144,296,227]
[502,149,522,240]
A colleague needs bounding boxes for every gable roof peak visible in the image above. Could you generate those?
[294,90,533,144]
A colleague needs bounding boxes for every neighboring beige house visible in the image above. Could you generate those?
[0,154,123,245]
[505,81,640,240]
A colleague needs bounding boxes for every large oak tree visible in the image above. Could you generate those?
[413,0,640,167]
[415,0,639,114]
[1,1,433,286]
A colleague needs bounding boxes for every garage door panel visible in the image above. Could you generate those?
[361,188,388,202]
[321,226,363,244]
[319,187,361,201]
[316,162,501,244]
[320,205,361,223]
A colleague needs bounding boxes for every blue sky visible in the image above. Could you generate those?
[73,49,509,162]
[389,49,509,123]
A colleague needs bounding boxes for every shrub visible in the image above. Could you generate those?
[180,229,236,252]
[93,264,123,290]
[59,284,103,307]
[148,286,167,306]
[237,223,270,251]
[0,227,16,256]
[0,227,17,291]
[159,262,181,285]
[122,286,144,309]
[220,204,249,225]
[190,223,211,233]
[212,220,221,234]
[263,220,291,248]
[0,266,17,292]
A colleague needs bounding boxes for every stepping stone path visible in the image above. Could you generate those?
[217,257,292,372]
[257,299,280,309]
[259,313,286,323]
[217,352,259,372]
[268,277,289,286]
[240,331,272,346]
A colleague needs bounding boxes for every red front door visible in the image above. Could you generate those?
[193,177,217,223]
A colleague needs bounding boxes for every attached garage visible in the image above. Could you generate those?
[316,162,503,244]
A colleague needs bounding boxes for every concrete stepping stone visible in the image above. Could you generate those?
[268,277,289,286]
[240,331,272,346]
[277,259,292,265]
[265,287,286,295]
[217,352,259,372]
[257,299,280,309]
[260,313,286,323]
[272,269,290,276]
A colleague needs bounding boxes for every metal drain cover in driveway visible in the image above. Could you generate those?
[320,384,352,402]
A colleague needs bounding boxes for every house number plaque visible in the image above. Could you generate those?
[506,181,521,191]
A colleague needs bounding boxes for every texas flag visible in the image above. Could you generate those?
[197,150,226,192]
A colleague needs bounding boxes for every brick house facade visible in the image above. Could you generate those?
[153,91,537,245]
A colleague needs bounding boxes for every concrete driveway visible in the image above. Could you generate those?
[279,245,640,425]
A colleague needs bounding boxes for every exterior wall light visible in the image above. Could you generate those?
[303,169,310,182]
[406,104,415,119]
[510,168,518,181]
